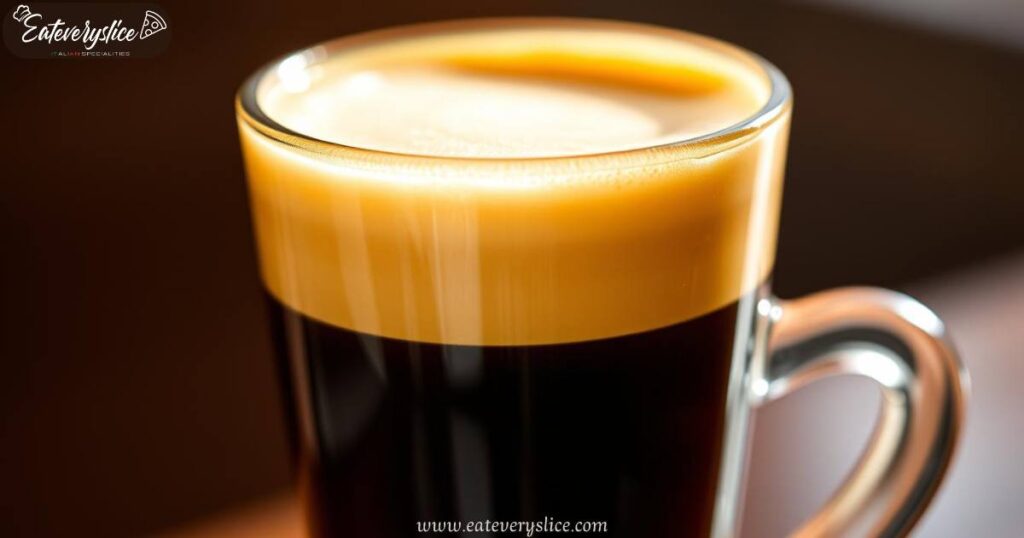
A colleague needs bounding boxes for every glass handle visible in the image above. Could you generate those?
[752,287,969,537]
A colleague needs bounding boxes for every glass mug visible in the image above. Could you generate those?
[236,19,968,537]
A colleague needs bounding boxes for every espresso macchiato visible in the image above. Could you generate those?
[239,19,788,538]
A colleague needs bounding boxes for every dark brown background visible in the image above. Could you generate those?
[1,1,1021,536]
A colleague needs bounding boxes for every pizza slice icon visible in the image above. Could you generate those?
[139,10,167,40]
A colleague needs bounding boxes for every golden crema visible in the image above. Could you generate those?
[238,20,790,345]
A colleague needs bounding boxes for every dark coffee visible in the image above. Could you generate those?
[268,291,750,537]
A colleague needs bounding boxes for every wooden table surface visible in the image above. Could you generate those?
[165,253,1024,538]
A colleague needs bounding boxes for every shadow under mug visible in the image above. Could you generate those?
[236,18,969,538]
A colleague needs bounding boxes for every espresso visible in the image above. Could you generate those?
[239,18,789,538]
[268,292,750,537]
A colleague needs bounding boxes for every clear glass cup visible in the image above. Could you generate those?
[236,18,968,537]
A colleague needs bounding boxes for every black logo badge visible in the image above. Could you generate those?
[5,3,171,59]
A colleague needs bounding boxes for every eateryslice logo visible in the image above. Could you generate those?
[12,4,165,49]
[5,3,171,58]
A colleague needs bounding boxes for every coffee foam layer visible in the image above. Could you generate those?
[241,22,789,345]
[260,28,767,158]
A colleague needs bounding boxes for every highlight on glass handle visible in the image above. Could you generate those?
[752,287,969,538]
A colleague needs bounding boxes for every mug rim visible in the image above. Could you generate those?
[235,17,793,169]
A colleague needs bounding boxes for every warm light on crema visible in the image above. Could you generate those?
[239,20,791,346]
[276,54,311,93]
[258,26,769,159]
